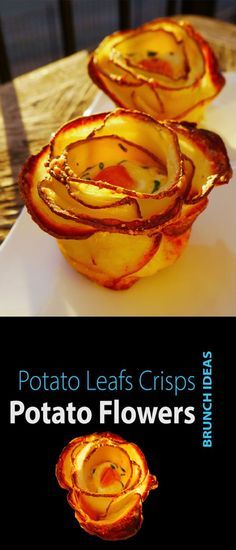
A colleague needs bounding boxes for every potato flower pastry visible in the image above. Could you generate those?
[19,109,232,290]
[88,18,225,121]
[56,432,158,540]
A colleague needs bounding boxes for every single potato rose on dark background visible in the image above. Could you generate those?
[88,18,225,122]
[56,432,158,540]
[19,109,232,290]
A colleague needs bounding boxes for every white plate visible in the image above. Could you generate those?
[0,73,236,316]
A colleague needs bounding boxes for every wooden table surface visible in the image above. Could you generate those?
[0,15,236,245]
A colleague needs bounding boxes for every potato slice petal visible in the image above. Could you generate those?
[20,147,96,239]
[168,121,232,202]
[56,434,98,489]
[75,492,143,540]
[58,232,162,286]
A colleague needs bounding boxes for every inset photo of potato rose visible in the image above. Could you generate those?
[56,432,158,540]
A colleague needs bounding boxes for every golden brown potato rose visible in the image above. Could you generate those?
[56,432,158,540]
[88,18,225,121]
[19,109,232,290]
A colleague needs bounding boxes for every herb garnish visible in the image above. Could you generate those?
[99,162,104,170]
[152,180,161,193]
[85,164,96,171]
[147,51,157,57]
[118,143,128,152]
[110,464,116,469]
[81,163,96,175]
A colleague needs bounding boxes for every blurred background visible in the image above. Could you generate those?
[0,0,235,82]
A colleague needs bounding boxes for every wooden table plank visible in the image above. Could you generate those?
[0,50,97,244]
[0,17,236,245]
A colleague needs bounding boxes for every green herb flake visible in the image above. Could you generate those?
[110,464,116,469]
[99,162,104,170]
[81,171,90,177]
[142,166,149,169]
[81,164,96,175]
[121,467,126,472]
[152,180,161,193]
[169,52,174,56]
[92,468,96,474]
[147,50,157,57]
[128,53,135,57]
[118,143,128,152]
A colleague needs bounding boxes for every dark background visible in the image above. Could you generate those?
[0,0,235,82]
[5,319,229,545]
